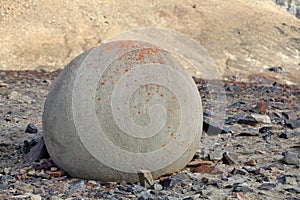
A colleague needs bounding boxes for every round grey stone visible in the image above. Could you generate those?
[42,40,202,182]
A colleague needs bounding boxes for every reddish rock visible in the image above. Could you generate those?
[47,170,65,178]
[245,159,257,166]
[187,160,213,167]
[253,102,268,114]
[194,165,223,174]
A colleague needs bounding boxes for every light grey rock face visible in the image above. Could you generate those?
[272,0,300,18]
[42,40,202,182]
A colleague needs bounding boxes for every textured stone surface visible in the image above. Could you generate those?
[42,40,202,182]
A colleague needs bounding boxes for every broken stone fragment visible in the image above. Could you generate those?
[24,138,49,162]
[250,114,271,124]
[138,169,154,188]
[282,151,300,165]
[222,152,238,165]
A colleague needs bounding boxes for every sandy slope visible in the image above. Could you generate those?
[0,0,299,83]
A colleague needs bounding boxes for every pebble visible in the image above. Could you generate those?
[8,91,21,99]
[282,151,300,165]
[244,159,257,166]
[252,101,268,114]
[222,152,238,165]
[257,183,276,190]
[279,131,292,139]
[153,183,163,191]
[250,114,271,124]
[236,192,250,200]
[208,150,223,161]
[237,116,258,126]
[231,168,248,175]
[25,123,38,133]
[277,174,287,184]
[259,126,272,133]
[187,160,213,167]
[193,165,223,174]
[233,184,254,193]
[285,119,300,129]
[238,128,259,136]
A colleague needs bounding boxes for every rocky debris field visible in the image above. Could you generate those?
[0,70,299,200]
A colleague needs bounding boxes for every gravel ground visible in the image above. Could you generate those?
[0,70,299,200]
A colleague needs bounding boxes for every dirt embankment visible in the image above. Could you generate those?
[0,0,299,84]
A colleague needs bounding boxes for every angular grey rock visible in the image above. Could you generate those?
[25,123,38,134]
[282,151,300,165]
[138,169,154,188]
[222,152,238,165]
[258,183,276,190]
[42,40,203,182]
[250,114,271,124]
[209,150,224,161]
[24,138,49,162]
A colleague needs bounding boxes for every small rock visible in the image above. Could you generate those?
[193,165,223,174]
[24,138,49,162]
[138,169,154,188]
[243,166,257,173]
[268,66,282,73]
[153,183,163,191]
[250,114,271,124]
[245,159,257,166]
[225,175,246,188]
[69,180,86,192]
[236,192,250,200]
[284,185,300,194]
[25,123,38,133]
[0,82,9,87]
[203,120,230,136]
[237,116,258,126]
[238,128,259,136]
[8,91,21,99]
[3,167,10,175]
[30,194,42,200]
[252,102,268,114]
[222,152,238,165]
[262,132,273,141]
[233,184,254,193]
[279,131,293,139]
[183,196,193,200]
[208,150,223,161]
[282,111,298,120]
[277,174,286,184]
[187,160,213,167]
[257,183,276,190]
[47,170,65,178]
[285,119,300,129]
[231,168,248,175]
[259,126,272,133]
[229,101,245,108]
[282,151,300,165]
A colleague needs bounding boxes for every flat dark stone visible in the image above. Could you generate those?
[24,138,49,162]
[237,116,258,126]
[285,119,300,129]
[259,126,272,133]
[25,123,38,133]
[257,183,276,190]
[203,120,230,136]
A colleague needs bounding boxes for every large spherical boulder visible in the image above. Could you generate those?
[42,40,202,182]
